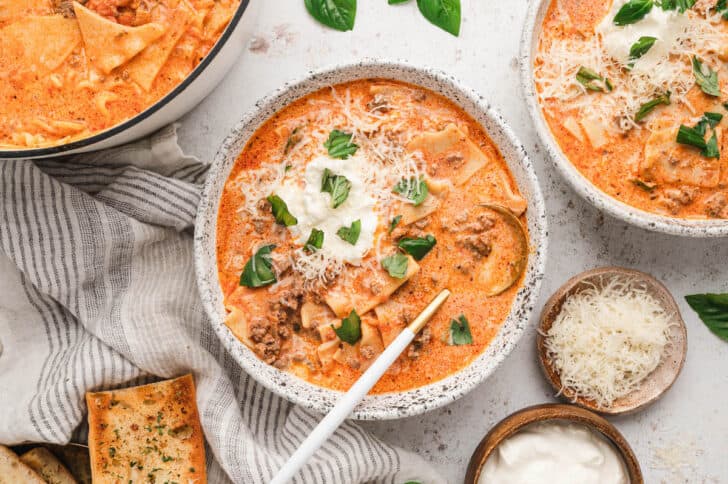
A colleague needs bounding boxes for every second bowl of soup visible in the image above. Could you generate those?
[195,62,547,419]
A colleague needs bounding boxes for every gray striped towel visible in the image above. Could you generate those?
[0,125,445,484]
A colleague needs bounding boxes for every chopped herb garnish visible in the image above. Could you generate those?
[685,293,728,341]
[304,0,356,32]
[267,194,298,227]
[723,102,728,111]
[631,179,657,192]
[305,228,324,251]
[704,132,720,158]
[398,235,436,261]
[381,253,409,278]
[321,168,352,208]
[332,309,361,344]
[635,91,671,121]
[660,0,695,12]
[161,455,175,463]
[718,0,728,19]
[416,0,461,36]
[448,314,473,345]
[393,176,428,206]
[324,129,359,159]
[697,112,723,133]
[239,244,277,288]
[575,66,613,93]
[388,215,402,234]
[628,36,657,68]
[614,0,653,25]
[676,124,707,150]
[109,447,116,458]
[692,56,720,97]
[677,112,723,158]
[284,127,303,155]
[336,219,361,245]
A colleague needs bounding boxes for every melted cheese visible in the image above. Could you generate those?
[543,277,673,408]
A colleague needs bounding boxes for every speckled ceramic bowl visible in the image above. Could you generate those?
[520,0,728,237]
[194,61,548,420]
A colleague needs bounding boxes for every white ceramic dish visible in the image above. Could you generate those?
[520,0,728,237]
[0,0,260,160]
[194,61,548,420]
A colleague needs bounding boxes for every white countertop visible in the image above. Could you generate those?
[178,1,728,482]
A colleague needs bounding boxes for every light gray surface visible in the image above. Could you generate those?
[176,1,728,482]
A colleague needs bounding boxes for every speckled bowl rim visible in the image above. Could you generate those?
[194,60,548,420]
[520,0,728,238]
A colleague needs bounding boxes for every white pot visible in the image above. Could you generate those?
[1,0,260,160]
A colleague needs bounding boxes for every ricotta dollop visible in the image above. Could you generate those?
[275,154,377,265]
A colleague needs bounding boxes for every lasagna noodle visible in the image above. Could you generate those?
[73,1,166,74]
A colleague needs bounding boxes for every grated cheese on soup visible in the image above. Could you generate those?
[543,277,673,408]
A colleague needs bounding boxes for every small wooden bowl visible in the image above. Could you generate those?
[537,267,687,415]
[465,403,643,484]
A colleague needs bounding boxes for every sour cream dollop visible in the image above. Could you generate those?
[480,421,629,484]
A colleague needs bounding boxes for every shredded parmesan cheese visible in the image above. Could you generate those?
[543,277,673,408]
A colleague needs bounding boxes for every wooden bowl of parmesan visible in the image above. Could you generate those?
[537,267,687,415]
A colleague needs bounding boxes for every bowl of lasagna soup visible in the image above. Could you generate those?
[195,61,548,419]
[522,0,728,236]
[0,0,258,158]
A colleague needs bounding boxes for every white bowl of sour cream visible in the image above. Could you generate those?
[465,404,643,484]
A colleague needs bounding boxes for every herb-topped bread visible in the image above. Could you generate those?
[86,374,207,483]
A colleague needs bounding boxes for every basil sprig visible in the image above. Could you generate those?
[381,253,409,278]
[685,293,728,341]
[614,0,653,25]
[716,0,728,19]
[398,235,436,261]
[576,67,613,93]
[635,91,670,122]
[692,56,720,97]
[304,0,356,31]
[240,244,277,288]
[321,168,352,208]
[324,130,358,159]
[393,176,428,206]
[416,0,461,36]
[305,228,324,251]
[332,309,362,344]
[676,111,723,158]
[628,36,656,69]
[448,314,473,345]
[337,219,361,245]
[267,195,298,227]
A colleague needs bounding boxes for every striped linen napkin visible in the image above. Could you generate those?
[0,125,445,484]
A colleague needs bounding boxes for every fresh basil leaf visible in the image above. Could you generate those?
[321,168,352,208]
[628,36,657,68]
[304,0,356,32]
[240,244,277,288]
[381,253,409,278]
[416,0,461,36]
[388,215,402,234]
[631,179,657,192]
[267,195,298,227]
[614,0,653,25]
[332,309,362,344]
[702,112,723,128]
[635,91,671,121]
[676,124,707,150]
[660,0,695,12]
[398,235,436,261]
[337,219,361,245]
[324,129,358,159]
[305,228,324,251]
[704,132,720,158]
[685,293,728,341]
[693,56,720,97]
[393,176,428,206]
[576,67,613,93]
[449,314,473,345]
